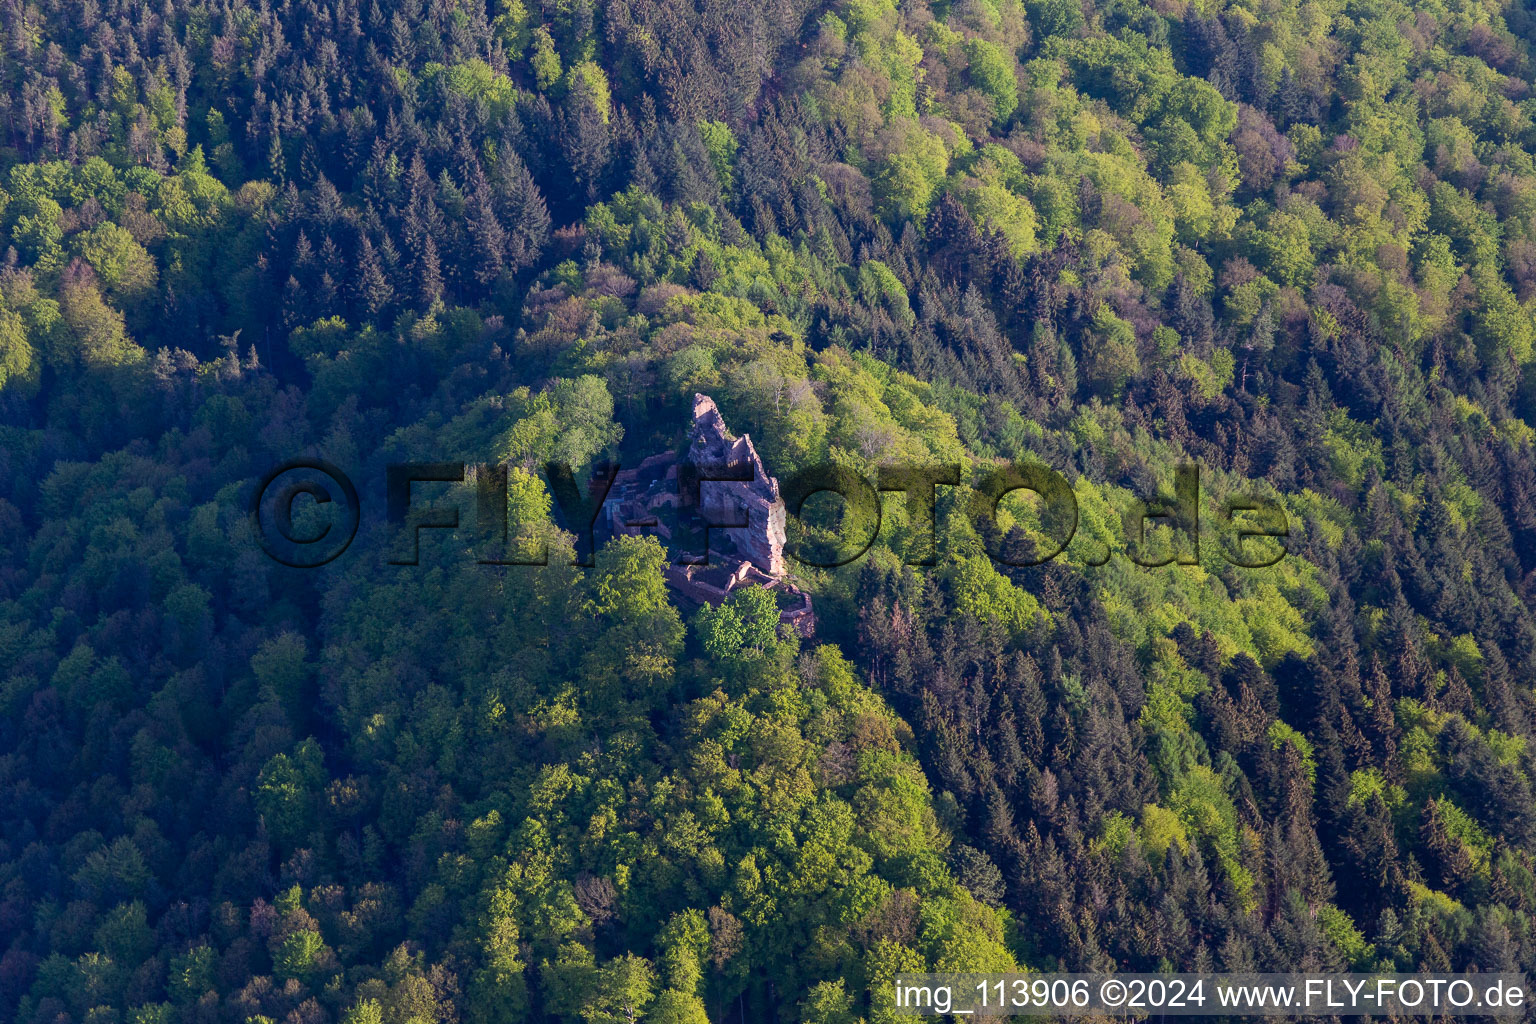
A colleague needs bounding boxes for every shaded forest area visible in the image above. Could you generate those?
[2,0,1536,1021]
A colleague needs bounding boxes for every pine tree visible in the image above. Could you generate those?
[354,235,392,318]
[559,74,611,204]
[416,234,445,306]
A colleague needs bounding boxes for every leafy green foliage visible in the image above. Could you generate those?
[5,0,1536,1020]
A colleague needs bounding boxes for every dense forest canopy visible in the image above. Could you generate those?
[2,0,1536,1021]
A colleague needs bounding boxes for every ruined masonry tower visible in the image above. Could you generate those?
[687,393,787,577]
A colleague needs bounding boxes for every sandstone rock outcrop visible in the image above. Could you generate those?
[683,393,787,577]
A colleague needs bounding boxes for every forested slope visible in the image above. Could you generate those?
[2,0,1536,1021]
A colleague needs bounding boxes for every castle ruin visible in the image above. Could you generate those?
[682,393,788,577]
[599,394,812,636]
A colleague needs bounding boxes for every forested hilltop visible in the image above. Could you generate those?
[3,0,1536,1021]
